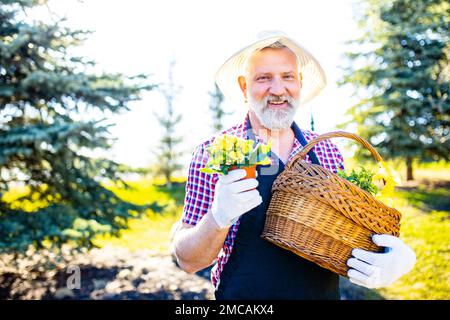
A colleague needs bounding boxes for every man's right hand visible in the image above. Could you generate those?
[211,169,262,229]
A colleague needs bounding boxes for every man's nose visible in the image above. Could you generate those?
[269,77,286,96]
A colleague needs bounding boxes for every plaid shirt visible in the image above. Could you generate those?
[181,114,345,289]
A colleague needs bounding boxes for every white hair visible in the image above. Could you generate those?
[243,41,301,75]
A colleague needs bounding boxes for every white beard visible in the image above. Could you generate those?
[249,94,300,130]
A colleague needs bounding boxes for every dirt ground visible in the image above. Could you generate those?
[0,246,380,300]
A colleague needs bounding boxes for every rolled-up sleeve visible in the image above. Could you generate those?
[181,144,219,226]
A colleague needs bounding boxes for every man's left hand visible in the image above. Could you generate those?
[346,234,416,289]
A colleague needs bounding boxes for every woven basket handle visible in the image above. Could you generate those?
[287,131,383,170]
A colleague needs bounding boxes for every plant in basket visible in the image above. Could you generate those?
[200,134,272,178]
[336,161,402,207]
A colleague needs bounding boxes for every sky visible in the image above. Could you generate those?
[32,0,362,171]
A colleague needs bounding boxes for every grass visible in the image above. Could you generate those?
[93,177,186,253]
[3,161,449,299]
[374,184,450,300]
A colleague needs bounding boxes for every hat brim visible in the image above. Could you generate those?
[215,35,327,106]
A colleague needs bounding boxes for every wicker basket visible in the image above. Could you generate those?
[261,131,402,277]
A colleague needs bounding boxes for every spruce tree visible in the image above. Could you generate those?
[0,0,159,251]
[153,60,183,189]
[340,0,449,180]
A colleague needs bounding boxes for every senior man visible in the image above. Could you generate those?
[171,31,415,299]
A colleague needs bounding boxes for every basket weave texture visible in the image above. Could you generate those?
[261,131,402,277]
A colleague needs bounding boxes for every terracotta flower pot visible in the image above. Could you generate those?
[229,165,257,179]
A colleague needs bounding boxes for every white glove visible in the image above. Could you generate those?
[211,169,262,229]
[347,234,416,289]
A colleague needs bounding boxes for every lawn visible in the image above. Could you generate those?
[367,161,450,300]
[93,178,186,253]
[376,182,450,299]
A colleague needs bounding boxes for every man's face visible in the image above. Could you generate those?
[239,47,301,130]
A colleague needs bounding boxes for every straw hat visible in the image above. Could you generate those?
[215,30,327,105]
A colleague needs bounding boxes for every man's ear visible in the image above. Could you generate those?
[298,72,303,88]
[238,76,247,100]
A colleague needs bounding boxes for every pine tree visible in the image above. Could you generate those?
[339,0,449,180]
[0,0,160,251]
[153,60,183,189]
[208,83,231,132]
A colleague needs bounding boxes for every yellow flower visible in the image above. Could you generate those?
[209,154,223,166]
[207,145,222,156]
[219,135,233,152]
[232,150,245,163]
[373,161,402,206]
[213,135,225,147]
[239,139,254,154]
[261,138,272,154]
[201,133,272,174]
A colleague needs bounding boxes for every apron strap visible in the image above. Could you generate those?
[291,122,321,166]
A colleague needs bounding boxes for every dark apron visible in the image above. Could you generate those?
[215,117,340,300]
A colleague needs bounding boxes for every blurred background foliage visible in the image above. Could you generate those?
[0,0,161,251]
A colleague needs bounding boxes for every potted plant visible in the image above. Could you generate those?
[200,134,272,178]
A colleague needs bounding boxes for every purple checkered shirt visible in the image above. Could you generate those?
[181,113,345,289]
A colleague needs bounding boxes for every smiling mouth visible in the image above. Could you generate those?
[268,100,288,107]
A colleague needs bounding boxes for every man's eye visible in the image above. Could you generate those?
[284,75,294,79]
[256,76,269,81]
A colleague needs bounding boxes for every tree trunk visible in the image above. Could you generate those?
[406,156,414,181]
[166,173,172,189]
